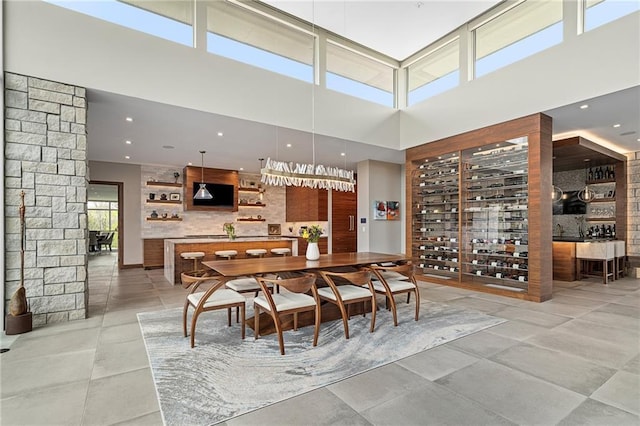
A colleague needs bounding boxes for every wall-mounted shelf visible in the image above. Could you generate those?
[146,181,182,188]
[238,202,266,207]
[238,187,262,193]
[586,179,616,185]
[237,218,266,222]
[146,217,183,221]
[146,199,182,204]
[590,198,615,203]
[586,217,616,222]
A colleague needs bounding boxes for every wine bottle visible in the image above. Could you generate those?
[600,224,606,237]
[606,225,612,237]
[611,166,615,179]
[605,166,610,179]
[612,224,616,238]
[588,168,594,181]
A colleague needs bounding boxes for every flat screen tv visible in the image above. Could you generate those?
[554,190,586,215]
[192,182,235,207]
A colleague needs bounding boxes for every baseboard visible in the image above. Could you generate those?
[122,263,143,269]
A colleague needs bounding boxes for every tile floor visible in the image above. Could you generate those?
[1,253,638,425]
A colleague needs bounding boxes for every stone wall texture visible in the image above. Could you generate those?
[4,72,88,326]
[628,151,640,264]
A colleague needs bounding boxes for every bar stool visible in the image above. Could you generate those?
[215,250,238,260]
[181,251,205,273]
[576,241,615,284]
[270,248,291,256]
[246,249,267,258]
[614,240,626,279]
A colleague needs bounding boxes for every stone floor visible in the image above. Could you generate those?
[1,253,638,425]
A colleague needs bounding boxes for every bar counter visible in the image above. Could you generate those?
[164,237,297,284]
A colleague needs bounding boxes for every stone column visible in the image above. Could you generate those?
[4,72,88,326]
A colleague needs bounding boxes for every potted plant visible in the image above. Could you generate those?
[299,225,323,260]
[223,222,236,240]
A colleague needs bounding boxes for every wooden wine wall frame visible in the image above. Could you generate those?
[405,113,553,302]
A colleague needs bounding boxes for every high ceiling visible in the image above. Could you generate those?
[261,0,502,60]
[85,1,639,173]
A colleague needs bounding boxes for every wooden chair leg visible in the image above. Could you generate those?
[414,288,420,321]
[182,301,190,337]
[190,311,200,348]
[388,293,399,327]
[407,292,411,303]
[254,305,260,339]
[369,296,377,333]
[240,304,246,340]
[313,303,321,347]
[273,313,285,355]
[227,308,232,326]
[293,312,298,330]
[337,302,350,339]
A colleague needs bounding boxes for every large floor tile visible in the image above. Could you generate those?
[556,288,626,302]
[435,359,585,425]
[2,326,99,362]
[447,330,519,358]
[623,355,640,375]
[526,329,638,369]
[594,302,640,319]
[326,363,428,412]
[577,310,640,331]
[554,318,639,347]
[1,350,95,398]
[483,319,549,341]
[490,343,616,395]
[91,338,150,380]
[361,380,515,426]
[445,296,511,314]
[396,345,480,381]
[558,398,640,426]
[590,371,640,415]
[493,306,571,328]
[227,388,370,426]
[83,368,160,425]
[112,410,164,425]
[0,381,88,425]
[98,321,144,345]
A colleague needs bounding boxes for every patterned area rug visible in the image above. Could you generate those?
[138,299,504,425]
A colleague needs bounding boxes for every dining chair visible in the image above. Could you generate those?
[181,272,246,348]
[318,270,377,339]
[368,263,420,326]
[253,273,320,355]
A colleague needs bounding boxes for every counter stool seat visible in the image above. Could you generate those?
[271,248,291,256]
[246,249,268,258]
[181,251,205,272]
[215,250,238,260]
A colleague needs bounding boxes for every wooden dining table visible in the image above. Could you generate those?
[201,252,408,278]
[201,252,409,334]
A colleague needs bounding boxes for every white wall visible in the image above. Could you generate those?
[88,161,143,266]
[3,0,400,151]
[357,160,404,254]
[400,12,640,148]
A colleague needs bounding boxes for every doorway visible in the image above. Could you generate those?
[88,181,124,269]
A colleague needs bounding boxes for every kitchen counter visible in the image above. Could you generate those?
[164,237,297,284]
[553,237,616,242]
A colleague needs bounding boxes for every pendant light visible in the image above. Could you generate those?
[194,150,213,200]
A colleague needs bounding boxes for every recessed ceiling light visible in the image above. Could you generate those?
[125,117,133,122]
[188,162,193,166]
[613,123,621,128]
[286,143,292,148]
[162,145,175,149]
[584,158,590,162]
[125,155,130,159]
[217,132,223,137]
[580,104,589,109]
[239,167,244,171]
[125,140,132,144]
[340,152,346,156]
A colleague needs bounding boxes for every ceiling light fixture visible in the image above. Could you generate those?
[613,123,621,128]
[125,117,133,122]
[124,155,130,159]
[217,132,223,137]
[194,150,213,200]
[125,140,132,144]
[580,104,589,109]
[260,1,355,193]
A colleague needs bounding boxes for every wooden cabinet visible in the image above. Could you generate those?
[143,238,165,269]
[286,187,328,222]
[552,242,576,281]
[331,189,357,253]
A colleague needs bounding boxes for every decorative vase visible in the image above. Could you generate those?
[306,241,320,260]
[150,210,158,219]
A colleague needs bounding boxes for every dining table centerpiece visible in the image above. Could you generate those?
[223,222,236,240]
[300,225,323,260]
